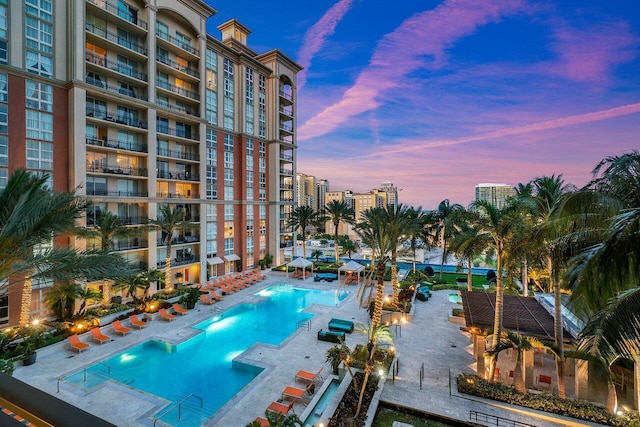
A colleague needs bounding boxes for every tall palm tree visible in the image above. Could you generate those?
[149,205,197,290]
[355,207,394,327]
[339,238,357,259]
[324,200,355,265]
[468,198,526,381]
[43,282,78,321]
[385,204,417,303]
[288,205,316,259]
[449,219,485,292]
[484,330,541,393]
[429,199,464,280]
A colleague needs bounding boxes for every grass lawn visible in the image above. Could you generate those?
[372,407,455,427]
[411,271,489,290]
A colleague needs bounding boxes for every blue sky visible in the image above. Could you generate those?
[205,0,640,208]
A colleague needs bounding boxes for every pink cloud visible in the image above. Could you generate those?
[298,0,527,141]
[296,0,356,91]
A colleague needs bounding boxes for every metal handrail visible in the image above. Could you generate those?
[153,393,203,426]
[469,410,535,427]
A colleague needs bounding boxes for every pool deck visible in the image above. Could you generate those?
[13,272,604,427]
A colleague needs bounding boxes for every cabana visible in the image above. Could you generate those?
[287,257,313,280]
[338,260,365,285]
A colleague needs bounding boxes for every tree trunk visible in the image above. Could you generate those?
[521,258,528,297]
[606,375,618,414]
[334,221,340,265]
[467,259,473,292]
[20,277,33,327]
[514,350,526,393]
[164,240,172,290]
[372,260,386,327]
[390,256,398,304]
[489,244,504,382]
[550,255,566,399]
[354,363,372,418]
[439,224,446,280]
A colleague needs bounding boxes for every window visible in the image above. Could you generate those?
[224,168,233,186]
[259,74,266,138]
[87,176,107,195]
[26,51,52,77]
[206,89,217,125]
[224,204,233,221]
[117,55,138,78]
[26,81,53,111]
[224,238,233,256]
[117,0,137,25]
[0,2,6,64]
[206,204,217,221]
[26,140,53,170]
[223,58,234,130]
[246,139,254,155]
[206,221,217,241]
[117,28,138,51]
[176,122,191,139]
[206,48,217,71]
[245,68,254,134]
[117,106,138,126]
[0,136,6,166]
[156,117,169,134]
[206,129,217,199]
[247,187,254,200]
[224,186,233,200]
[259,157,266,173]
[0,105,6,134]
[157,72,169,90]
[259,141,266,157]
[223,98,233,130]
[224,134,233,151]
[26,111,53,141]
[0,167,6,190]
[246,156,253,172]
[0,295,8,325]
[175,32,191,51]
[224,152,233,169]
[156,21,168,40]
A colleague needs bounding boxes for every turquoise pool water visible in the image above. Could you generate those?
[449,293,462,304]
[63,285,349,425]
[304,378,340,427]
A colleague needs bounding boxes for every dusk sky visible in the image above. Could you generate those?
[206,0,640,208]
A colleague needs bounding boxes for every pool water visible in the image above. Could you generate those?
[449,293,462,304]
[63,285,349,425]
[304,378,340,427]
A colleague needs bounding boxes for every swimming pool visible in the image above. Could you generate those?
[63,285,349,426]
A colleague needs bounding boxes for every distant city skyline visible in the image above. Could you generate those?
[207,0,640,207]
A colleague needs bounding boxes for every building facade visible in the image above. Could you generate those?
[0,0,300,326]
[475,183,516,209]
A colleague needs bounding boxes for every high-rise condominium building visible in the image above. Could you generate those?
[475,183,516,209]
[0,0,300,326]
[296,172,315,209]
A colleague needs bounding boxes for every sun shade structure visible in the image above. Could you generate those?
[338,260,365,284]
[460,290,573,342]
[286,257,314,279]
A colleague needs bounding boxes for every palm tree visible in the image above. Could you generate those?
[484,329,541,393]
[324,200,355,265]
[468,198,526,381]
[288,205,316,259]
[339,238,357,259]
[311,249,323,262]
[149,205,197,291]
[449,218,485,292]
[43,282,79,321]
[429,199,464,280]
[0,169,128,326]
[385,204,417,303]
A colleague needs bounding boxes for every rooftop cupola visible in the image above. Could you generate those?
[218,19,251,46]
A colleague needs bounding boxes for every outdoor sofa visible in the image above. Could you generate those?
[317,329,345,343]
[328,318,354,333]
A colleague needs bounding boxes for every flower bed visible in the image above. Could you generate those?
[328,372,378,427]
[457,373,640,427]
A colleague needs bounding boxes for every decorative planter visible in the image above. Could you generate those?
[96,308,135,326]
[22,352,37,366]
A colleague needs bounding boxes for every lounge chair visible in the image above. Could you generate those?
[159,308,176,321]
[254,417,270,427]
[266,400,295,416]
[112,320,132,336]
[281,382,315,402]
[295,367,324,384]
[130,314,147,329]
[68,334,90,353]
[172,303,188,315]
[90,327,110,344]
[200,294,216,305]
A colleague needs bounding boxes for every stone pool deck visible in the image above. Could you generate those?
[13,272,605,427]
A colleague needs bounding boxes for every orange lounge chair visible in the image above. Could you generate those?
[281,382,315,402]
[254,417,270,427]
[68,334,89,353]
[90,327,110,344]
[200,294,216,305]
[172,303,188,315]
[159,308,176,321]
[266,400,294,416]
[112,319,132,336]
[219,283,235,294]
[209,289,224,300]
[130,314,147,329]
[295,367,324,383]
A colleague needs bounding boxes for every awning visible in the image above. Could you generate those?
[224,254,240,262]
[207,257,224,265]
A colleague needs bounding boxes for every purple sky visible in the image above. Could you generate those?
[207,0,640,208]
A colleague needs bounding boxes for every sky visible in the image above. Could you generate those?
[205,0,640,208]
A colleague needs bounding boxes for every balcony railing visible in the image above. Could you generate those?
[155,100,200,118]
[280,153,293,161]
[279,123,293,133]
[87,215,148,227]
[156,31,199,56]
[156,236,200,246]
[279,168,293,176]
[156,80,200,101]
[113,238,148,251]
[156,170,200,182]
[156,126,199,141]
[86,51,148,81]
[279,107,293,117]
[156,192,200,199]
[87,163,148,177]
[86,189,149,197]
[85,76,147,101]
[157,55,199,79]
[86,23,147,56]
[279,91,293,102]
[87,0,148,30]
[157,147,199,161]
[280,184,293,190]
[86,108,148,129]
[86,136,147,153]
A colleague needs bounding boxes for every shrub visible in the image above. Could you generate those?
[86,303,133,317]
[431,284,467,291]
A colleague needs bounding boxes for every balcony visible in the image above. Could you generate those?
[156,80,200,101]
[156,125,199,141]
[157,147,199,161]
[86,51,148,82]
[156,235,200,246]
[86,136,147,153]
[156,55,199,79]
[279,106,293,118]
[86,188,149,197]
[156,170,200,182]
[156,31,199,56]
[114,238,148,251]
[86,0,148,30]
[279,123,293,134]
[155,100,200,118]
[279,90,293,105]
[86,108,148,129]
[85,76,147,101]
[86,23,147,56]
[87,215,148,227]
[279,153,293,162]
[87,163,148,177]
[280,183,293,190]
[279,168,293,176]
[156,192,200,199]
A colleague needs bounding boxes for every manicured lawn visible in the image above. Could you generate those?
[372,407,455,427]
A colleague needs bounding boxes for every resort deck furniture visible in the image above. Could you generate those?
[172,303,188,315]
[112,320,132,336]
[266,400,295,416]
[317,329,345,343]
[199,294,217,305]
[90,327,110,344]
[159,308,176,322]
[295,367,324,384]
[281,383,315,402]
[536,374,552,390]
[315,273,338,282]
[328,318,354,333]
[68,334,90,353]
[129,314,147,329]
[254,417,270,427]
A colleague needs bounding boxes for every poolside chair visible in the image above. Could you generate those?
[254,417,270,427]
[200,294,217,305]
[112,320,132,336]
[295,367,324,384]
[68,334,90,353]
[266,400,295,417]
[129,314,147,329]
[172,303,189,315]
[90,327,111,344]
[209,289,224,300]
[159,308,176,321]
[281,382,315,403]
